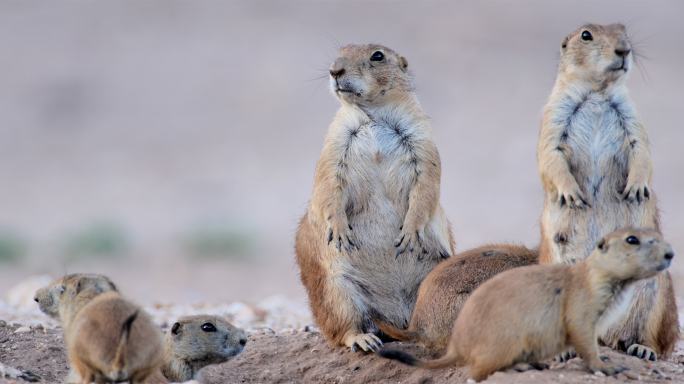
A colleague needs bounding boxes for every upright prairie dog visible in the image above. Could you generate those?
[538,23,679,359]
[162,315,247,382]
[58,278,164,383]
[34,273,117,319]
[296,44,455,352]
[378,244,537,351]
[380,228,675,381]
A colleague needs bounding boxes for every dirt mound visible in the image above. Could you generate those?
[3,322,682,384]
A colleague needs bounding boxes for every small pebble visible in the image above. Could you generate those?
[593,370,606,377]
[14,326,31,333]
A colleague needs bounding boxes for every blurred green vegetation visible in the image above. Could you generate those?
[181,223,257,261]
[62,221,130,262]
[0,230,27,264]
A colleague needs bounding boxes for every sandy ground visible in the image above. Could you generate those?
[1,321,684,384]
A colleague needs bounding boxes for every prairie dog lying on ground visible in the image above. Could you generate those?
[162,315,247,382]
[296,43,454,352]
[377,244,537,351]
[537,23,679,359]
[380,228,674,381]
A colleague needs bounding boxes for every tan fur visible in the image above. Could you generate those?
[162,315,247,382]
[34,273,117,319]
[295,43,454,351]
[381,229,674,381]
[377,244,537,351]
[537,23,678,358]
[58,277,165,384]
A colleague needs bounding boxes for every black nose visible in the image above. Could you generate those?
[664,252,674,260]
[34,297,39,303]
[329,68,345,78]
[239,338,247,346]
[615,48,631,57]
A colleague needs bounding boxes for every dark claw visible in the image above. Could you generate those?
[327,229,333,243]
[439,250,450,259]
[560,195,566,207]
[648,352,656,361]
[636,190,642,203]
[644,187,650,200]
[348,224,353,230]
[395,235,405,247]
[530,362,549,371]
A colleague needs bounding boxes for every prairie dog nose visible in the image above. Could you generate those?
[664,251,674,260]
[329,58,347,78]
[615,48,631,57]
[330,67,345,78]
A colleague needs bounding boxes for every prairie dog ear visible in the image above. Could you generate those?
[399,56,408,71]
[597,237,608,252]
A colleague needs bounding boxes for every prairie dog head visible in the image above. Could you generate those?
[34,273,117,319]
[559,23,632,86]
[167,315,247,365]
[329,44,411,107]
[590,228,674,281]
[54,274,118,327]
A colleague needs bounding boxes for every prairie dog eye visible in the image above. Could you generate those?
[581,30,593,41]
[201,322,217,332]
[370,51,384,61]
[625,236,640,245]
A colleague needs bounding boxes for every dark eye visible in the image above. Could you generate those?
[370,51,384,61]
[201,322,217,332]
[581,30,593,41]
[625,236,640,245]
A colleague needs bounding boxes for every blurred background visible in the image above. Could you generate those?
[0,0,682,306]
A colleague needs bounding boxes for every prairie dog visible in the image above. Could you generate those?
[59,279,164,383]
[537,23,679,359]
[162,315,247,382]
[377,244,537,351]
[380,228,674,381]
[34,273,117,319]
[296,44,454,352]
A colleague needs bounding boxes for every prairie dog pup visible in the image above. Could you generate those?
[59,280,164,383]
[34,273,116,319]
[377,244,537,351]
[296,44,454,352]
[162,315,247,382]
[380,229,674,381]
[538,23,678,359]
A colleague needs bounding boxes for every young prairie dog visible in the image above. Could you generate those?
[59,279,164,383]
[34,273,117,319]
[296,44,454,352]
[377,244,537,351]
[162,315,247,382]
[538,23,679,359]
[380,228,674,381]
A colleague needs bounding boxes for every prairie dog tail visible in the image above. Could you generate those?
[109,310,139,381]
[378,348,462,369]
[376,320,418,342]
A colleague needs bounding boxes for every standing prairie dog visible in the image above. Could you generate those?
[380,228,675,381]
[296,44,454,352]
[537,23,679,359]
[162,315,247,382]
[377,244,537,351]
[58,278,164,383]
